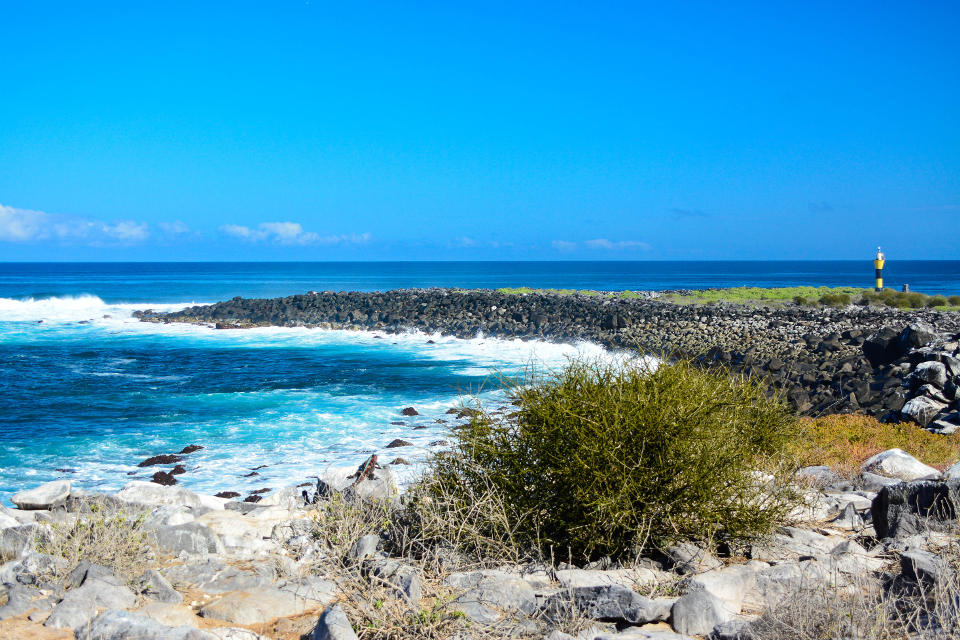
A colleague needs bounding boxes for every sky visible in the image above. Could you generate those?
[0,1,958,261]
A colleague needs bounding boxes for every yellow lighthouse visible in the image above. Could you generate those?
[874,247,885,291]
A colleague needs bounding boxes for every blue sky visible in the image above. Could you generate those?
[1,1,957,260]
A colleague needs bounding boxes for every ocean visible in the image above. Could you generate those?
[1,260,958,504]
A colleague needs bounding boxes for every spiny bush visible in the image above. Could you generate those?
[793,414,960,477]
[950,295,960,306]
[36,502,154,583]
[927,295,948,308]
[308,492,395,562]
[413,358,800,562]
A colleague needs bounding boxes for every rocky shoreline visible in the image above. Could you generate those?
[136,289,960,426]
[2,447,959,639]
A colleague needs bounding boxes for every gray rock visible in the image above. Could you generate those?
[154,522,224,556]
[795,465,842,487]
[312,605,358,640]
[749,527,843,561]
[136,568,183,604]
[200,582,333,624]
[871,479,960,540]
[341,467,398,503]
[900,548,955,588]
[12,481,71,510]
[370,558,421,603]
[349,534,380,563]
[914,361,948,388]
[663,542,722,575]
[75,609,217,640]
[671,590,731,636]
[860,448,940,481]
[687,563,762,612]
[116,481,208,510]
[0,524,43,561]
[64,561,115,589]
[0,583,40,620]
[711,619,754,640]
[859,471,902,492]
[161,558,273,594]
[945,460,960,480]
[45,573,137,629]
[568,584,672,624]
[901,397,949,428]
[830,502,864,531]
[445,569,537,623]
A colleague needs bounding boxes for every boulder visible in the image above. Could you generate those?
[900,396,948,428]
[200,585,331,624]
[154,522,224,556]
[900,323,938,351]
[860,448,940,481]
[135,569,183,604]
[863,327,903,367]
[663,542,722,575]
[369,558,422,603]
[0,583,40,620]
[341,467,398,503]
[312,605,358,640]
[116,481,207,510]
[75,610,217,640]
[349,534,380,563]
[871,479,960,540]
[136,601,200,627]
[567,584,672,624]
[914,361,948,388]
[671,590,731,636]
[1,523,45,561]
[445,570,537,623]
[554,567,668,590]
[45,573,137,629]
[900,548,955,588]
[161,558,274,594]
[12,480,71,510]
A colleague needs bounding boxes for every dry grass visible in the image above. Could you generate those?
[35,501,156,584]
[793,414,960,477]
[389,458,538,571]
[307,492,395,563]
[747,538,960,639]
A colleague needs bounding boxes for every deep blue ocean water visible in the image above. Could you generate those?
[1,261,958,504]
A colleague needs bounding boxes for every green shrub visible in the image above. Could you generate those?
[927,295,948,308]
[793,295,808,306]
[950,295,960,306]
[819,293,851,307]
[417,359,800,562]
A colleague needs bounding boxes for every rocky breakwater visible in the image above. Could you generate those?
[3,448,960,639]
[136,289,960,420]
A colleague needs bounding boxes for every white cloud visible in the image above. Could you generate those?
[585,238,652,251]
[552,240,577,252]
[158,221,190,235]
[102,221,149,241]
[221,222,370,246]
[0,203,150,244]
[0,204,50,241]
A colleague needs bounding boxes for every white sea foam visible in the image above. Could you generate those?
[0,294,649,500]
[0,294,191,323]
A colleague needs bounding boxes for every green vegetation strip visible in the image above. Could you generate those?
[493,285,960,310]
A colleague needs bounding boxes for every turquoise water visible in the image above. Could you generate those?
[0,294,601,504]
[2,260,958,504]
